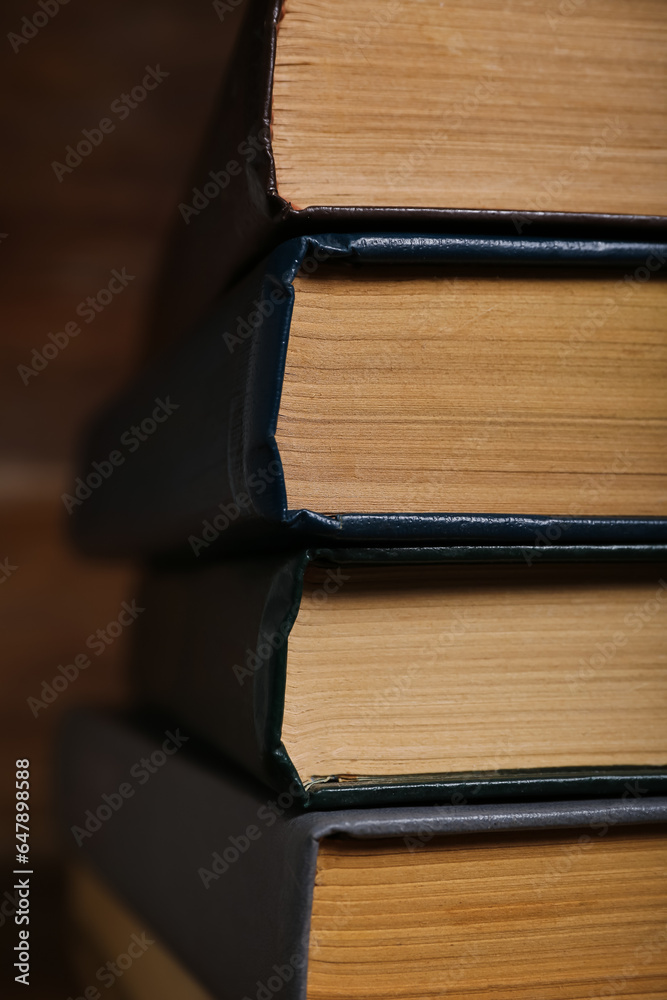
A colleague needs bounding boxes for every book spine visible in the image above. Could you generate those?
[146,0,667,352]
[71,239,304,558]
[58,711,667,998]
[71,234,667,557]
[132,553,305,795]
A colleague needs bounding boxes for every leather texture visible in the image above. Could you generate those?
[148,0,667,352]
[71,233,667,559]
[58,710,667,1000]
[130,545,667,809]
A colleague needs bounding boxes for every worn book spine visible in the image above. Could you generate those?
[129,545,667,808]
[71,234,667,559]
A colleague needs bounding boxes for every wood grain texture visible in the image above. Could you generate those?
[273,0,667,215]
[308,827,667,999]
[276,267,667,515]
[282,563,667,778]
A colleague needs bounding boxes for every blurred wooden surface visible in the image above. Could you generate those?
[0,2,230,994]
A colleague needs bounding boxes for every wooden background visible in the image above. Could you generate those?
[0,2,231,993]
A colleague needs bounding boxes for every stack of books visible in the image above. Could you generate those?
[60,2,667,997]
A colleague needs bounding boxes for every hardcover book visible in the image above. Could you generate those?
[70,234,667,558]
[58,5,667,998]
[150,0,667,346]
[131,545,667,808]
[58,710,667,1000]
